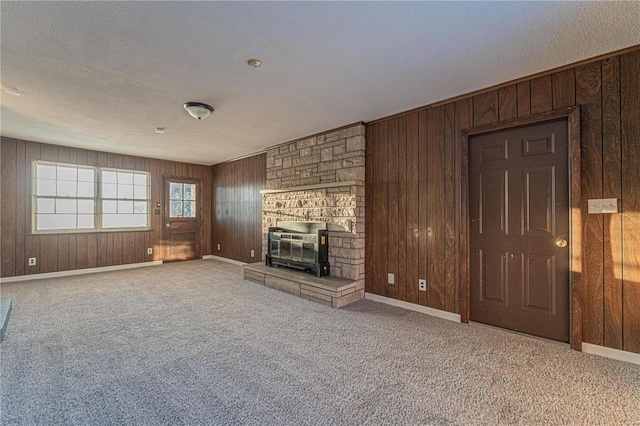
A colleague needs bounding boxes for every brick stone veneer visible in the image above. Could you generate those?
[256,123,366,305]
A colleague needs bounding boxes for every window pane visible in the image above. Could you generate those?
[37,179,56,196]
[57,180,77,197]
[78,200,94,214]
[57,214,77,229]
[184,184,195,200]
[78,168,94,182]
[77,182,95,197]
[184,201,196,218]
[134,173,147,185]
[134,185,147,199]
[103,214,147,228]
[37,214,76,230]
[118,184,133,199]
[128,214,147,227]
[134,201,147,214]
[117,171,134,185]
[77,215,94,229]
[37,198,55,214]
[170,201,183,217]
[102,200,117,214]
[118,200,133,214]
[36,214,56,230]
[102,183,117,198]
[102,170,117,183]
[37,164,57,179]
[57,165,77,181]
[102,214,125,228]
[170,183,182,200]
[56,199,76,214]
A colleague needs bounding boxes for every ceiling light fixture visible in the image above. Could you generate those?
[154,127,166,134]
[246,58,262,68]
[4,87,24,96]
[183,102,214,120]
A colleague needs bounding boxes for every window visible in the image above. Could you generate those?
[32,161,150,233]
[101,169,149,228]
[169,182,196,218]
[34,162,96,231]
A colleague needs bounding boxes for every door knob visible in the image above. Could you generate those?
[555,238,567,248]
[165,223,171,228]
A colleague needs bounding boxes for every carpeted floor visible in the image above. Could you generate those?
[1,259,638,425]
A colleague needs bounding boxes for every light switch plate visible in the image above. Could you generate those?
[387,273,395,285]
[588,198,618,214]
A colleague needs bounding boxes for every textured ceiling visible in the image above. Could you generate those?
[2,2,639,166]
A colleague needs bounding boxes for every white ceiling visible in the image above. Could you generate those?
[2,2,639,166]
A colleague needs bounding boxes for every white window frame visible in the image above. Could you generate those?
[31,160,151,234]
[99,167,150,230]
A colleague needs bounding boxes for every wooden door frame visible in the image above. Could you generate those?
[163,176,203,261]
[460,106,582,350]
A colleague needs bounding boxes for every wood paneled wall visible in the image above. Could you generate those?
[366,48,640,354]
[0,138,212,278]
[212,154,266,264]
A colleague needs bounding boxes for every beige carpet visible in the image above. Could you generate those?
[1,259,638,425]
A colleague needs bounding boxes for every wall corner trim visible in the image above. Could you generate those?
[365,293,461,323]
[582,342,640,365]
[0,261,163,284]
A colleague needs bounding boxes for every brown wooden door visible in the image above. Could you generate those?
[469,119,569,342]
[163,177,201,262]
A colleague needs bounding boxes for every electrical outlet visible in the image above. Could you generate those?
[419,279,426,291]
[28,257,37,266]
[147,248,153,255]
[250,250,255,258]
[217,244,221,251]
[387,273,395,285]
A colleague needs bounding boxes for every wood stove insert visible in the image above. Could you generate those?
[266,221,330,277]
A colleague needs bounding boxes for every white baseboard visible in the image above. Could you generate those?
[0,261,163,284]
[201,255,214,260]
[582,342,640,365]
[208,255,248,266]
[365,293,461,323]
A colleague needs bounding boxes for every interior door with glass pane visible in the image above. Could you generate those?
[163,178,201,262]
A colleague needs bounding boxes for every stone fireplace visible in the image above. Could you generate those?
[243,123,365,307]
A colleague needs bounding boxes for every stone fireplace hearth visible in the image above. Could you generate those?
[243,123,365,307]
